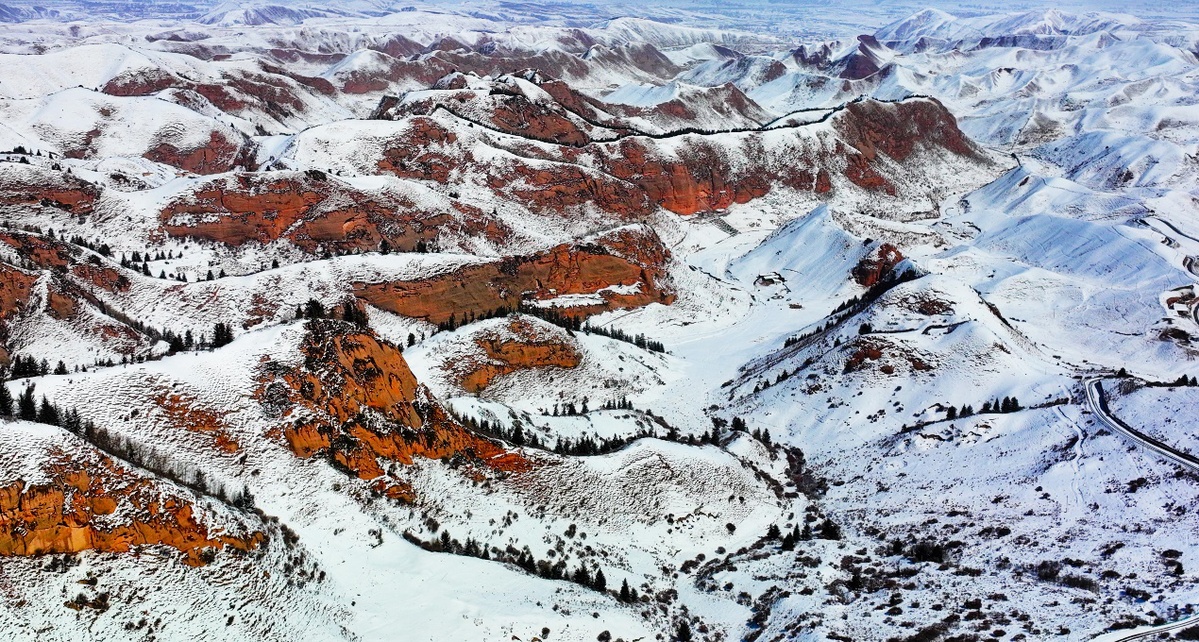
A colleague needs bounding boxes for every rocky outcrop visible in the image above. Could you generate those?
[376,118,464,184]
[355,225,674,325]
[601,137,777,215]
[160,172,453,253]
[153,387,240,453]
[486,160,653,219]
[0,263,36,318]
[145,130,250,175]
[852,243,905,287]
[106,65,322,128]
[259,322,529,500]
[363,94,985,219]
[388,85,593,147]
[0,445,263,566]
[0,165,100,215]
[0,231,73,269]
[835,98,979,163]
[839,35,888,80]
[460,317,581,393]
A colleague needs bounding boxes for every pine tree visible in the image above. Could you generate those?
[37,397,58,426]
[781,528,796,551]
[212,322,233,348]
[0,384,12,417]
[53,360,67,375]
[592,568,606,591]
[18,386,36,421]
[946,405,957,420]
[675,621,693,642]
[304,298,325,319]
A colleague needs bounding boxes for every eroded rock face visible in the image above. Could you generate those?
[145,130,250,175]
[0,263,36,321]
[260,321,529,500]
[835,98,977,163]
[160,172,452,253]
[391,86,593,147]
[0,445,263,566]
[460,317,581,393]
[354,225,674,325]
[601,137,778,215]
[852,243,905,287]
[0,165,100,215]
[363,95,983,219]
[104,65,323,128]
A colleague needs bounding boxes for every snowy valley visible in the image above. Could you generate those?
[0,1,1196,641]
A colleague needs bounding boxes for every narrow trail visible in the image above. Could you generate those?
[1054,404,1085,510]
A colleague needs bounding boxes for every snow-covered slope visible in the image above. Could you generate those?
[0,4,1197,642]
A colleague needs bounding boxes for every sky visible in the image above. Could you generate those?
[0,0,1195,33]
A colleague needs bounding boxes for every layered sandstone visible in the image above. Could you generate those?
[0,165,100,215]
[354,226,673,325]
[0,443,262,566]
[159,172,451,253]
[260,322,529,499]
[144,130,250,175]
[852,243,905,288]
[0,263,37,319]
[459,317,581,393]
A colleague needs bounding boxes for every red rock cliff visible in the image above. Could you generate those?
[354,225,674,325]
[259,321,529,500]
[0,442,263,566]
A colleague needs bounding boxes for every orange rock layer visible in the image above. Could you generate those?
[369,96,979,216]
[262,322,529,499]
[460,318,581,393]
[159,173,450,253]
[0,450,262,566]
[852,243,905,287]
[355,225,673,325]
[0,166,100,215]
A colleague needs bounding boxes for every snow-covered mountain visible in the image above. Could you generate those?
[0,3,1198,642]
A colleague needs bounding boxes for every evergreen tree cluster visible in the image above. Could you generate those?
[1147,374,1199,388]
[9,355,49,379]
[0,381,254,509]
[598,396,633,411]
[292,298,369,327]
[519,305,667,353]
[584,323,665,353]
[947,395,1023,420]
[751,368,797,395]
[211,322,234,348]
[783,268,920,350]
[768,519,840,551]
[435,305,515,333]
[451,406,727,457]
[403,529,610,594]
